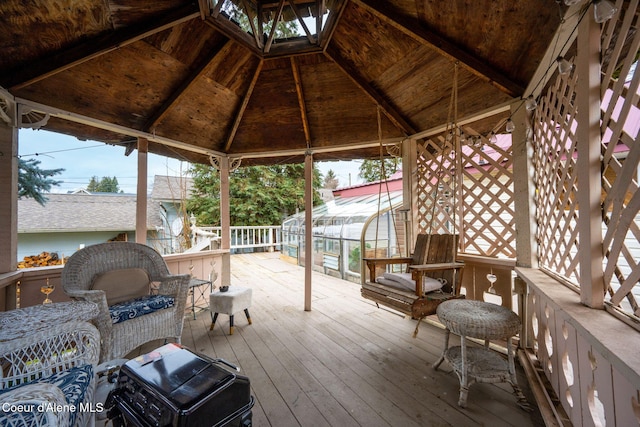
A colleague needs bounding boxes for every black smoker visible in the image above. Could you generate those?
[107,344,253,427]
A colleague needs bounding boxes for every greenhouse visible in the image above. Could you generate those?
[281,190,407,283]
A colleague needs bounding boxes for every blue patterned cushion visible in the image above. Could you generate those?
[109,294,175,324]
[0,364,93,427]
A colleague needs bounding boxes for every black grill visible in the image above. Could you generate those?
[107,344,253,427]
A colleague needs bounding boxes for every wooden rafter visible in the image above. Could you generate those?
[325,48,416,135]
[212,0,226,18]
[320,0,346,51]
[316,0,324,45]
[241,0,264,49]
[291,57,312,147]
[224,60,264,151]
[288,0,316,44]
[144,40,235,132]
[351,0,524,97]
[2,4,200,91]
[264,0,287,53]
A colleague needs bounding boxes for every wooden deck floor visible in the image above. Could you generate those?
[140,252,545,427]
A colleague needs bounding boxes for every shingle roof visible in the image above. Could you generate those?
[18,193,161,233]
[151,175,194,201]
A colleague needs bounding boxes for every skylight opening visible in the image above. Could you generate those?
[210,0,334,49]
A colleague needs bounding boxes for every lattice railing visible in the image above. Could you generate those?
[533,1,640,321]
[534,68,581,285]
[415,131,516,259]
[600,3,640,318]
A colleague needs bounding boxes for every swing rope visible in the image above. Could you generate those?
[413,62,460,338]
[373,106,401,259]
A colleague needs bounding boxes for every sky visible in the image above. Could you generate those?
[17,129,364,194]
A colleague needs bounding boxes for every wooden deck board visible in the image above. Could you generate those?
[135,252,545,427]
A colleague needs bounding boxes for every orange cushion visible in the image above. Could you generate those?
[91,268,150,306]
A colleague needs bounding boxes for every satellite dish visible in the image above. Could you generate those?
[171,218,184,236]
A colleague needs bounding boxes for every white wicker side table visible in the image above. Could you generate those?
[433,299,528,408]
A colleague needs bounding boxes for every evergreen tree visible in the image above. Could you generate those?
[17,158,64,206]
[87,176,99,192]
[323,169,339,189]
[187,163,323,226]
[359,158,401,182]
[87,176,120,193]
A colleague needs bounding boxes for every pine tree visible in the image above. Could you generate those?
[323,169,339,189]
[187,163,323,226]
[87,176,99,192]
[87,176,120,193]
[17,158,64,206]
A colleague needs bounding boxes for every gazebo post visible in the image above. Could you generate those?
[220,156,231,288]
[0,96,18,310]
[304,152,313,311]
[136,137,148,244]
[576,8,605,309]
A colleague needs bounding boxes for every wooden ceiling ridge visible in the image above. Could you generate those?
[350,0,525,98]
[1,3,201,91]
[291,57,313,148]
[144,40,237,133]
[324,47,416,135]
[224,60,265,151]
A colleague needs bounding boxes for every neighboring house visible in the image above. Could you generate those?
[150,175,195,254]
[17,175,193,264]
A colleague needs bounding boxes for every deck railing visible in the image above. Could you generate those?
[0,249,228,310]
[197,225,282,251]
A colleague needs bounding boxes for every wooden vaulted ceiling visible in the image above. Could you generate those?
[0,0,566,166]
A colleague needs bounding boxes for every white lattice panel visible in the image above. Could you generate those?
[415,132,516,258]
[599,2,640,319]
[534,68,581,285]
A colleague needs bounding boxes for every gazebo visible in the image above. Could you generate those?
[1,1,639,425]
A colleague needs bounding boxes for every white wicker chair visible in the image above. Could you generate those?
[61,242,191,363]
[0,321,100,427]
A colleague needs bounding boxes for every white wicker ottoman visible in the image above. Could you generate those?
[209,287,253,335]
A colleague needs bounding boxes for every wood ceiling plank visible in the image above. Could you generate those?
[224,60,264,151]
[325,47,416,135]
[351,0,524,97]
[2,3,200,91]
[145,40,235,132]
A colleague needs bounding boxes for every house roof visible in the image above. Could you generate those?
[0,0,572,167]
[151,175,194,201]
[18,193,162,233]
[19,175,194,233]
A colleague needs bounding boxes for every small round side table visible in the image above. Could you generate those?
[433,299,528,408]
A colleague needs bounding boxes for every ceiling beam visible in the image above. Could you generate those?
[351,0,524,97]
[291,57,313,148]
[233,136,404,159]
[325,47,416,135]
[2,4,200,91]
[144,40,235,132]
[224,60,264,151]
[16,97,222,157]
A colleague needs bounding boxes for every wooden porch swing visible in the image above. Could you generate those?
[361,64,465,326]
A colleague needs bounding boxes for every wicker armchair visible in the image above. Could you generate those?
[0,321,100,427]
[62,242,191,363]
